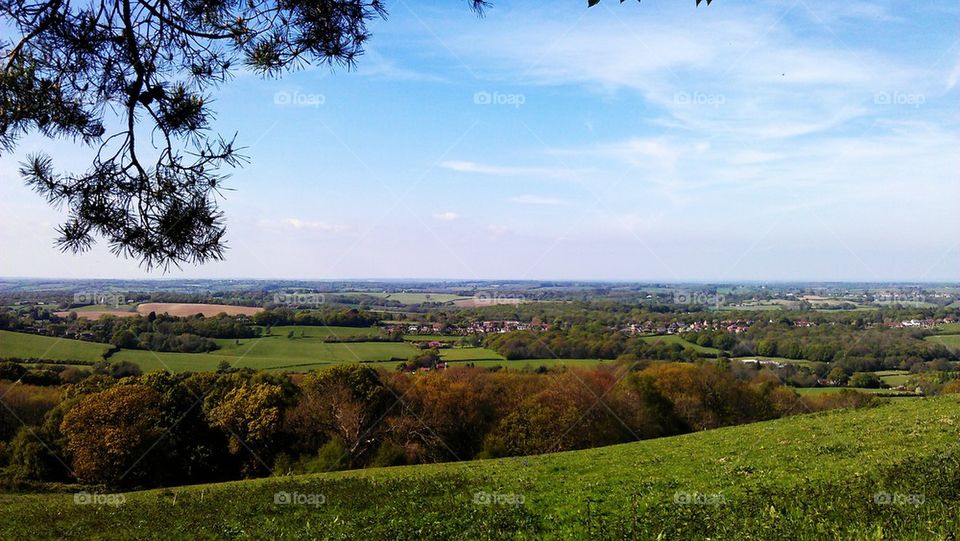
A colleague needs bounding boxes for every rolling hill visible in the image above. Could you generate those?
[2,397,959,539]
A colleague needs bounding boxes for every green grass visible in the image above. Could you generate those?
[112,334,418,372]
[3,397,960,538]
[875,370,912,387]
[438,347,505,362]
[640,334,723,354]
[730,356,815,367]
[263,325,384,340]
[0,330,112,362]
[925,333,960,351]
[0,328,521,373]
[936,323,960,334]
[791,386,914,395]
[403,334,462,342]
[72,304,137,312]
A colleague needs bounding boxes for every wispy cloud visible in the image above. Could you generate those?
[440,160,578,180]
[508,194,567,206]
[432,211,460,221]
[257,218,348,233]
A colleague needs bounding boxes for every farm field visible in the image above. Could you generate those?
[792,386,916,396]
[0,330,111,362]
[731,356,815,367]
[640,334,723,354]
[73,303,137,312]
[438,347,505,361]
[266,325,384,340]
[936,323,960,333]
[3,397,958,539]
[113,335,418,372]
[402,334,461,342]
[876,370,912,387]
[136,303,263,317]
[925,333,960,351]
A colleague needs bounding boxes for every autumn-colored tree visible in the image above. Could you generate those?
[60,385,163,486]
[208,383,287,476]
[286,365,393,466]
[610,372,687,439]
[385,371,489,462]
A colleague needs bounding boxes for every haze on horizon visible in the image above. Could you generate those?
[1,0,957,282]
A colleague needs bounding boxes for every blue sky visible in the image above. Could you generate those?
[1,0,958,281]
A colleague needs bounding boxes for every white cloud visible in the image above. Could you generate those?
[508,195,567,206]
[432,211,460,221]
[257,218,347,232]
[440,160,577,180]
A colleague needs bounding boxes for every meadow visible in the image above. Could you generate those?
[640,334,722,354]
[0,330,112,362]
[0,328,522,372]
[2,397,958,539]
[926,333,960,352]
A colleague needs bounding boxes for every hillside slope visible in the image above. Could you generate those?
[2,397,960,539]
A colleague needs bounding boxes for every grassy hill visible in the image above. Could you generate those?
[640,334,723,354]
[0,330,111,362]
[0,329,512,372]
[926,333,960,352]
[3,397,959,539]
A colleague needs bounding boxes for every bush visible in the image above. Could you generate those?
[848,372,883,389]
[370,441,406,468]
[312,438,349,472]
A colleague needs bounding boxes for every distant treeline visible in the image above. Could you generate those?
[251,307,379,327]
[484,326,718,361]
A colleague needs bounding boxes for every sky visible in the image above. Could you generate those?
[1,0,958,282]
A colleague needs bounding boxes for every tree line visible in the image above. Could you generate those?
[0,362,880,490]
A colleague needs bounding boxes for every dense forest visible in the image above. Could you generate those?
[0,362,887,490]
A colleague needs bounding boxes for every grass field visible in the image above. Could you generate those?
[0,330,111,362]
[265,325,384,340]
[925,333,960,351]
[876,370,912,387]
[73,304,137,312]
[438,347,505,361]
[2,397,959,538]
[936,323,960,334]
[730,356,815,367]
[640,334,723,354]
[136,303,262,317]
[403,334,462,342]
[113,333,418,372]
[791,386,916,396]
